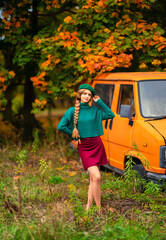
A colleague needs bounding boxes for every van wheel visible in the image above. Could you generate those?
[132,164,147,179]
[132,164,147,192]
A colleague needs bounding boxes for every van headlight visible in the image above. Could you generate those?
[160,146,166,168]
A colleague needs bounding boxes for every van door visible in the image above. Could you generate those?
[93,83,115,158]
[108,84,135,171]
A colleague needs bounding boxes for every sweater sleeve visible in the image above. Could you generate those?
[57,108,74,138]
[96,98,115,120]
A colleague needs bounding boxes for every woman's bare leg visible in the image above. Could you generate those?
[87,166,101,208]
[86,174,94,210]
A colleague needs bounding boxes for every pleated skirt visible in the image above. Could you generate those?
[78,136,108,170]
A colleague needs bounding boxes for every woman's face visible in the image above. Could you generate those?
[80,89,92,103]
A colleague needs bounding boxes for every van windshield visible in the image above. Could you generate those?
[139,80,166,118]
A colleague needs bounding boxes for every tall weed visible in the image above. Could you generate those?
[45,116,56,147]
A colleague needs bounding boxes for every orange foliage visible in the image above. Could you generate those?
[97,0,107,8]
[31,72,48,91]
[82,0,150,10]
[7,0,164,99]
[35,38,42,44]
[34,99,47,109]
[0,77,6,84]
[133,0,150,8]
[41,59,51,68]
[8,71,16,78]
[0,70,15,110]
[31,0,166,80]
[79,53,133,74]
[40,55,60,70]
[152,59,161,66]
[2,6,30,34]
[64,16,72,23]
[45,0,67,10]
[139,62,148,69]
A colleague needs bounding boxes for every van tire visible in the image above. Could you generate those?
[132,164,147,179]
[132,164,147,192]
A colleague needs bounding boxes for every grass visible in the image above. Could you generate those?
[0,126,166,239]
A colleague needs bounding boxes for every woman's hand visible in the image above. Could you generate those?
[77,139,81,144]
[75,139,81,146]
[93,95,100,102]
[71,139,81,148]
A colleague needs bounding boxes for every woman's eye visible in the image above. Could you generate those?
[83,92,91,96]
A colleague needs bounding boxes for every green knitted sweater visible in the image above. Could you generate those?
[57,98,115,139]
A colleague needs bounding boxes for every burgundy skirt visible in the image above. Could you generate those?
[78,136,108,170]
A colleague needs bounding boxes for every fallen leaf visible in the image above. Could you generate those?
[13,176,21,180]
[108,207,116,212]
[68,184,76,192]
[68,171,77,176]
[83,216,88,221]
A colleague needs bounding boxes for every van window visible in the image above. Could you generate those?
[139,80,166,117]
[93,84,114,108]
[117,85,134,114]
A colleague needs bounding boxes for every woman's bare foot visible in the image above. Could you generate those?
[85,203,91,211]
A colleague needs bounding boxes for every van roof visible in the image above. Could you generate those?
[94,72,166,81]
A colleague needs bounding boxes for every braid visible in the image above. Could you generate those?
[72,90,84,139]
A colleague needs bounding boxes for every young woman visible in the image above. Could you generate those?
[57,84,115,210]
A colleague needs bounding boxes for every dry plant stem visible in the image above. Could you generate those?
[18,178,22,215]
[56,129,66,161]
[132,178,136,194]
[22,220,35,240]
[14,214,19,223]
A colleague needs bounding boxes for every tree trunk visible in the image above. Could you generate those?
[22,0,40,141]
[23,72,36,141]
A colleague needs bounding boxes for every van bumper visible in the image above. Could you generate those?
[147,172,166,183]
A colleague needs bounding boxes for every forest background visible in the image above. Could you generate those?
[0,0,166,141]
[0,1,166,239]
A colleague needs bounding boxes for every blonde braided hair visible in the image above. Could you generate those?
[72,89,92,139]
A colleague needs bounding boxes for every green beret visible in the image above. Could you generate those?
[78,84,96,96]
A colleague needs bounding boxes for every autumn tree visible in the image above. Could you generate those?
[0,0,76,140]
[24,0,166,101]
[1,0,166,140]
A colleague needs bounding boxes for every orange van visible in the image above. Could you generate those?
[90,72,166,183]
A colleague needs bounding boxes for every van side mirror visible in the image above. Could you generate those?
[120,105,131,118]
